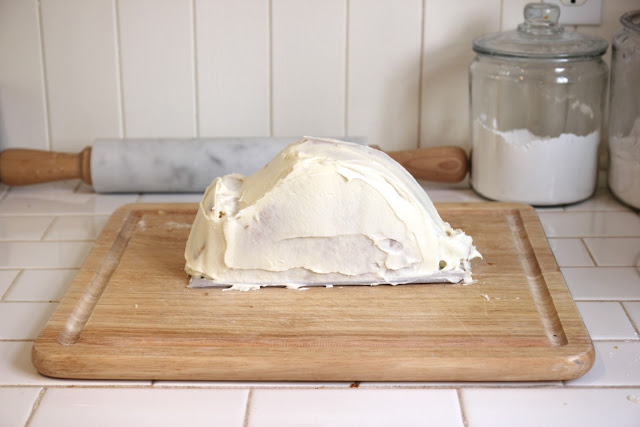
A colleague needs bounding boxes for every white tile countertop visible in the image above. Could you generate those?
[1,181,640,426]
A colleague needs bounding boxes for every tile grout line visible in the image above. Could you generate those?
[0,299,61,304]
[35,0,52,152]
[24,387,46,427]
[456,388,469,427]
[0,238,96,243]
[243,388,254,427]
[39,216,58,242]
[0,239,94,244]
[620,302,640,338]
[4,383,640,391]
[0,213,122,217]
[416,0,425,149]
[580,237,599,267]
[0,267,80,271]
[356,384,563,390]
[0,384,155,390]
[1,270,24,302]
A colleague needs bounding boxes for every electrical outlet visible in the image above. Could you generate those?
[546,0,603,25]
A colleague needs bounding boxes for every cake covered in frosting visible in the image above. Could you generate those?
[184,137,480,290]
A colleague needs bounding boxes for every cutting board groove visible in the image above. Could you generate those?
[33,202,594,381]
[59,211,141,346]
[506,211,567,347]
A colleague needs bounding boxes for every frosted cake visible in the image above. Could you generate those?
[184,137,480,290]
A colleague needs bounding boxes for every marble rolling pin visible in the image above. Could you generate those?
[0,138,468,193]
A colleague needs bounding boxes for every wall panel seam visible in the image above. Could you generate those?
[36,0,52,151]
[191,0,200,137]
[268,0,274,137]
[344,0,350,137]
[114,0,126,138]
[418,0,426,148]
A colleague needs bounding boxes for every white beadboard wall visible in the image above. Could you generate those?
[0,0,636,153]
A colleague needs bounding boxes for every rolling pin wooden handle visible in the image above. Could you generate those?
[384,145,468,183]
[0,147,93,186]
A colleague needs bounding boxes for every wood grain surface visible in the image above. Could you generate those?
[32,202,594,381]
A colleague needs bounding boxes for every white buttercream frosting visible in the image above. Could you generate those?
[184,137,480,288]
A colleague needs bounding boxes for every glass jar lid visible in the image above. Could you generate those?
[473,3,608,59]
[621,9,640,35]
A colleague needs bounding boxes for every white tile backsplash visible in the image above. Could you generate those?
[420,0,501,148]
[271,0,346,137]
[347,0,421,150]
[196,0,270,137]
[0,0,48,151]
[118,0,196,138]
[0,0,629,151]
[40,0,122,152]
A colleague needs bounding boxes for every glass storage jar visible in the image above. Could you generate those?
[608,10,640,210]
[469,3,608,206]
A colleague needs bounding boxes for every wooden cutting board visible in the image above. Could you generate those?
[33,202,594,381]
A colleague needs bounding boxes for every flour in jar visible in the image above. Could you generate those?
[471,120,600,205]
[609,117,640,209]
